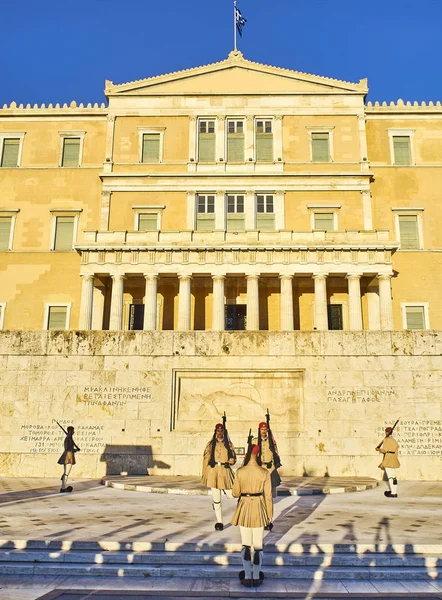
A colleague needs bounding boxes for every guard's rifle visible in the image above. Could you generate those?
[265,408,281,469]
[55,420,81,452]
[222,411,235,463]
[243,428,254,466]
[376,418,400,451]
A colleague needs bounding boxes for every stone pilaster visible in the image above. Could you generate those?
[78,275,94,330]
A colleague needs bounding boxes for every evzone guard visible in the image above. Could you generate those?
[56,422,80,493]
[231,437,273,588]
[253,410,281,508]
[376,419,400,498]
[202,413,237,530]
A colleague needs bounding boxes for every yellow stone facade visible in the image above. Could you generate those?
[1,51,441,333]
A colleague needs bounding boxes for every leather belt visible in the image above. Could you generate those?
[240,492,263,497]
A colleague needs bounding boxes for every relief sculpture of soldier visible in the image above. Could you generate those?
[202,414,236,530]
[57,422,80,493]
[231,442,273,588]
[253,410,281,515]
[376,420,400,498]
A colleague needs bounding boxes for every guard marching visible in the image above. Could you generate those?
[231,443,273,588]
[376,424,400,498]
[57,424,80,493]
[253,411,281,503]
[202,416,237,530]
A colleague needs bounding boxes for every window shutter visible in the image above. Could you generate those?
[399,215,419,249]
[48,306,67,330]
[257,214,275,230]
[227,134,244,162]
[198,134,215,162]
[1,139,20,167]
[138,214,158,231]
[227,214,245,232]
[312,133,330,162]
[196,214,215,231]
[0,217,12,251]
[256,134,273,162]
[62,138,80,167]
[314,213,334,231]
[393,136,411,165]
[54,216,74,250]
[142,134,160,163]
[406,306,425,330]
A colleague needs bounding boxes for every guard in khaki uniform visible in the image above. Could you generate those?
[202,422,236,530]
[253,420,281,500]
[376,426,400,498]
[231,444,273,588]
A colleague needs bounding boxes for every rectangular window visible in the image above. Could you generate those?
[47,306,68,330]
[198,120,215,162]
[54,216,74,251]
[1,139,20,168]
[142,133,160,163]
[393,136,412,165]
[138,213,158,231]
[328,304,343,330]
[256,120,273,162]
[256,194,275,230]
[398,215,419,249]
[227,194,245,231]
[314,213,334,231]
[227,120,244,162]
[196,194,215,231]
[61,138,81,167]
[0,217,12,251]
[405,306,425,330]
[312,132,330,162]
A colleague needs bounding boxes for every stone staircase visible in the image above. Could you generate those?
[0,540,440,582]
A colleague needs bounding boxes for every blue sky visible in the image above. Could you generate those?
[1,0,441,105]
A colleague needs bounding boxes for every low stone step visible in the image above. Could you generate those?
[0,561,438,580]
[0,549,440,569]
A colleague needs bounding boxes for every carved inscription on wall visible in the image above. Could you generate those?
[19,421,106,454]
[377,420,442,456]
[81,386,152,407]
[327,388,395,403]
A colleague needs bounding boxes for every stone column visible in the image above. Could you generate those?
[378,274,394,330]
[178,274,192,331]
[366,286,380,330]
[78,274,94,330]
[246,274,260,330]
[313,273,328,330]
[109,274,125,330]
[279,275,294,331]
[143,274,159,331]
[212,275,226,331]
[347,274,363,330]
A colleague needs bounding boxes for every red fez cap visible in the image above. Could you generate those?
[259,422,267,428]
[215,423,224,430]
[385,427,393,434]
[251,444,260,454]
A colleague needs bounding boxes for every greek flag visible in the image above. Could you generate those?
[235,6,247,37]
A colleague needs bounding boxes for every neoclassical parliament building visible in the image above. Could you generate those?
[1,50,441,334]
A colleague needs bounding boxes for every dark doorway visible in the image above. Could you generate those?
[327,304,343,330]
[129,304,144,330]
[225,304,247,330]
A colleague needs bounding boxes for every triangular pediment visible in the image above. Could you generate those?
[105,51,368,97]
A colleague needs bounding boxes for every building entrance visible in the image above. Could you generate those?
[225,305,247,330]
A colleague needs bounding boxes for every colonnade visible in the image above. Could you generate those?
[78,272,394,332]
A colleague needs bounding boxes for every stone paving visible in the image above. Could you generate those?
[0,478,441,599]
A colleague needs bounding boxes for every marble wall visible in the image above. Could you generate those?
[0,330,441,480]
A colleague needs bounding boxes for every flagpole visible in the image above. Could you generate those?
[233,0,237,51]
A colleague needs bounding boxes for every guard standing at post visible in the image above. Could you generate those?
[253,411,281,501]
[231,443,273,588]
[57,425,80,493]
[376,425,400,498]
[202,416,236,530]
